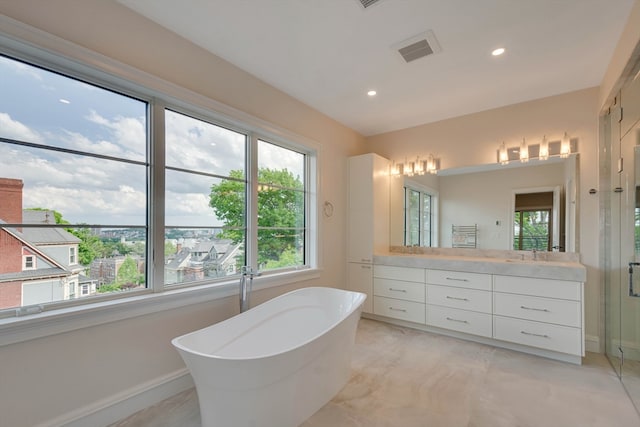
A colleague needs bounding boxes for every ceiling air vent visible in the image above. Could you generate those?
[357,0,384,9]
[393,30,442,63]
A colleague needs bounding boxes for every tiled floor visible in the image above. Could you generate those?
[112,319,640,427]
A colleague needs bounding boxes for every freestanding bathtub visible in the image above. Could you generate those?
[171,286,366,427]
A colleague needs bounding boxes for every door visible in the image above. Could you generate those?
[620,124,640,410]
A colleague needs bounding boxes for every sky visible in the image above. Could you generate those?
[0,55,304,227]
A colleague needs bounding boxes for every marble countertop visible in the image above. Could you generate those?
[373,252,586,282]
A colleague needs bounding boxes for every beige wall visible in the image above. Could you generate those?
[367,88,601,348]
[0,1,365,425]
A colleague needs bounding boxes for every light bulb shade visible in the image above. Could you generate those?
[519,138,529,162]
[498,142,509,165]
[405,161,415,176]
[414,157,425,175]
[539,135,549,160]
[426,154,437,174]
[560,132,571,158]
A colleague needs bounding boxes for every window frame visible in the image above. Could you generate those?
[23,255,35,270]
[0,18,321,345]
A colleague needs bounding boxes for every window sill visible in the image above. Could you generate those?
[0,268,320,347]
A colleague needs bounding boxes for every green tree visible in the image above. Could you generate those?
[263,247,303,270]
[165,240,177,257]
[116,256,142,287]
[69,227,104,265]
[209,168,303,266]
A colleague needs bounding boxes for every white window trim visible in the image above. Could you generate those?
[0,15,323,346]
[69,247,77,265]
[23,255,36,270]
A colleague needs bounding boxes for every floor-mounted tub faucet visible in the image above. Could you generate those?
[240,266,260,313]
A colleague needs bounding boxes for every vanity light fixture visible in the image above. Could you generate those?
[497,133,577,164]
[492,47,505,56]
[539,135,549,160]
[391,155,440,176]
[519,138,529,163]
[367,90,377,96]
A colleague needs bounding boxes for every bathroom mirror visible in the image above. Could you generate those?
[389,156,577,251]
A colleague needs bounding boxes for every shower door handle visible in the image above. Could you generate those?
[628,262,640,297]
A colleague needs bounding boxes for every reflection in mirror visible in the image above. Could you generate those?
[390,156,577,252]
[512,188,561,251]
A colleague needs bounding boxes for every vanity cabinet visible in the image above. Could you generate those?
[426,269,493,338]
[370,256,586,364]
[346,154,389,314]
[373,265,426,324]
[493,275,584,357]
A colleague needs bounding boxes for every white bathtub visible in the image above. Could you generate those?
[172,286,366,427]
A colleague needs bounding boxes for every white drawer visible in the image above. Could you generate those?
[494,316,582,356]
[373,296,425,324]
[374,278,425,303]
[427,305,492,338]
[374,265,425,283]
[427,269,492,291]
[493,275,581,301]
[426,284,492,314]
[494,292,581,327]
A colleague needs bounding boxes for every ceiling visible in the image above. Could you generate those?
[119,0,636,136]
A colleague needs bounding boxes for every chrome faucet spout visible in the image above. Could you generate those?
[239,266,261,313]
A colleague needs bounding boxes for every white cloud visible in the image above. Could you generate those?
[85,110,146,160]
[0,112,43,143]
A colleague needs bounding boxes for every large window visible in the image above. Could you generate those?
[0,54,148,310]
[404,185,435,247]
[0,49,315,316]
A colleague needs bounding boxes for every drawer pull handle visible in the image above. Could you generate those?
[389,307,407,312]
[520,331,549,338]
[361,265,371,269]
[389,288,407,293]
[361,258,371,263]
[446,296,469,301]
[445,277,469,282]
[520,305,549,312]
[446,317,468,324]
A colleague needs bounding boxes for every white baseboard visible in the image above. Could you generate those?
[585,334,600,353]
[37,368,194,427]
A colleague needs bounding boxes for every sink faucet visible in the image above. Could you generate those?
[239,266,261,313]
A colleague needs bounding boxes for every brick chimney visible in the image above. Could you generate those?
[0,178,23,224]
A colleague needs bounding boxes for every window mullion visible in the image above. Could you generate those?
[150,100,165,292]
[247,134,259,271]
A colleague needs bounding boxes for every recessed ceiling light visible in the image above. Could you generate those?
[367,90,377,97]
[492,48,505,56]
[59,98,70,104]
